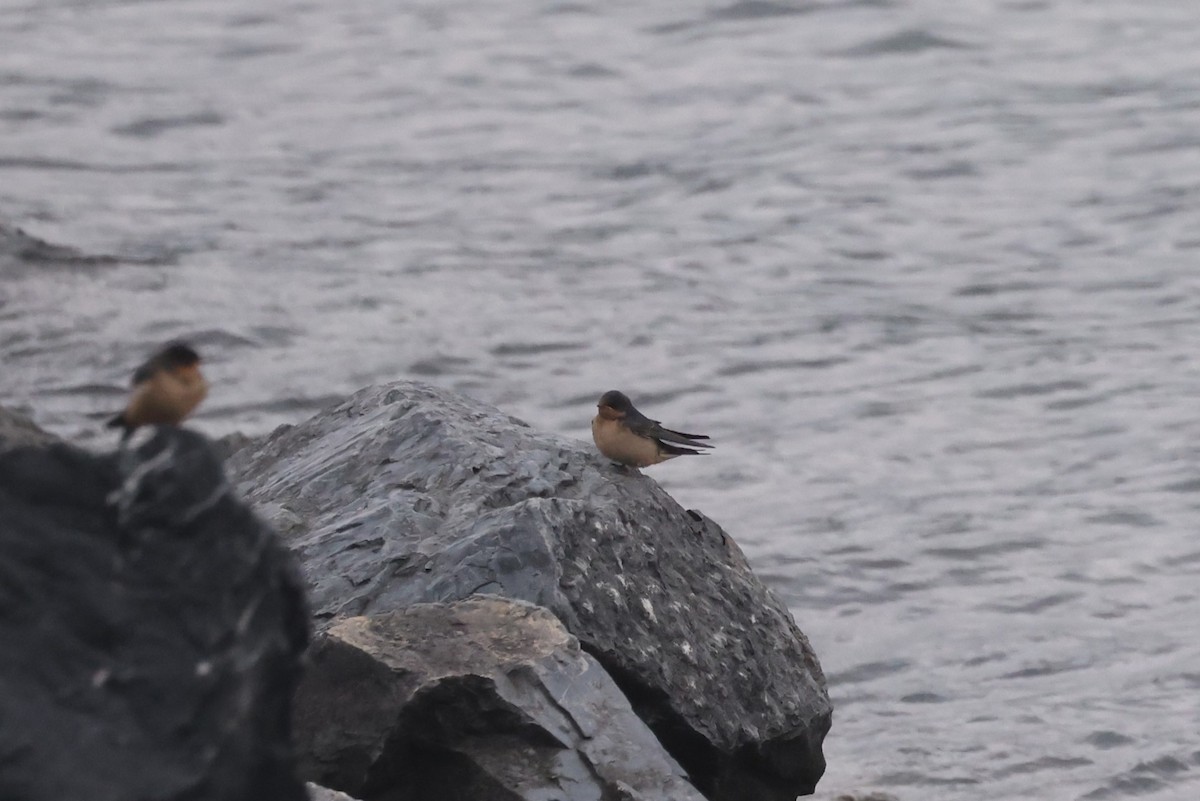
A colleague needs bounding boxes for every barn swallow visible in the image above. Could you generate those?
[106,341,208,438]
[591,390,712,468]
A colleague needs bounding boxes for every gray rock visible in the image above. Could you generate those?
[295,596,706,801]
[0,221,117,276]
[229,381,831,800]
[0,427,310,801]
[307,783,362,801]
[215,429,257,461]
[0,404,57,451]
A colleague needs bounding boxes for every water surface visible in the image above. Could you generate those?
[3,1,1200,798]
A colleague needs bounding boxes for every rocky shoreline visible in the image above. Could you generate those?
[0,382,831,801]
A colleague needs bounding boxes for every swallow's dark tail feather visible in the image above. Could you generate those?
[656,427,713,448]
[657,440,708,457]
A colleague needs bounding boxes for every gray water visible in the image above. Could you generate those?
[3,1,1199,798]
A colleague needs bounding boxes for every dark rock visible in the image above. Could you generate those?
[0,427,310,801]
[0,222,117,275]
[229,381,831,801]
[0,404,57,451]
[215,429,257,461]
[295,596,706,801]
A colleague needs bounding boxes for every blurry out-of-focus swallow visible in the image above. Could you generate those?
[591,390,712,468]
[106,341,208,437]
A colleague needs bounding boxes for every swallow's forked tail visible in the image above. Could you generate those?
[655,426,713,449]
[657,439,709,457]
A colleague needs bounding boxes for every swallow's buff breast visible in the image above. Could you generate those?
[123,369,208,427]
[591,415,667,467]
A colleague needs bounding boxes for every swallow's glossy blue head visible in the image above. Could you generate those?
[158,341,201,367]
[597,390,632,413]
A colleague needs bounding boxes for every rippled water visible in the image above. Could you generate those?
[4,1,1200,798]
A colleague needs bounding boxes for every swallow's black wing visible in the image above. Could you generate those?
[656,424,710,444]
[624,407,713,449]
[130,354,160,386]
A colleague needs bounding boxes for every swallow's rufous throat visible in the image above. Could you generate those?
[591,390,712,467]
[106,341,208,437]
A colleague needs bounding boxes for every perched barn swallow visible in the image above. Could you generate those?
[591,390,712,468]
[106,341,208,437]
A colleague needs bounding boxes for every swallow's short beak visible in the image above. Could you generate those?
[175,363,202,379]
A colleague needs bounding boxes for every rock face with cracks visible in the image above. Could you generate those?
[228,381,832,801]
[294,596,706,801]
[0,426,310,801]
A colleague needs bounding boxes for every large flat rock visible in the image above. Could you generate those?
[295,596,706,801]
[229,381,831,800]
